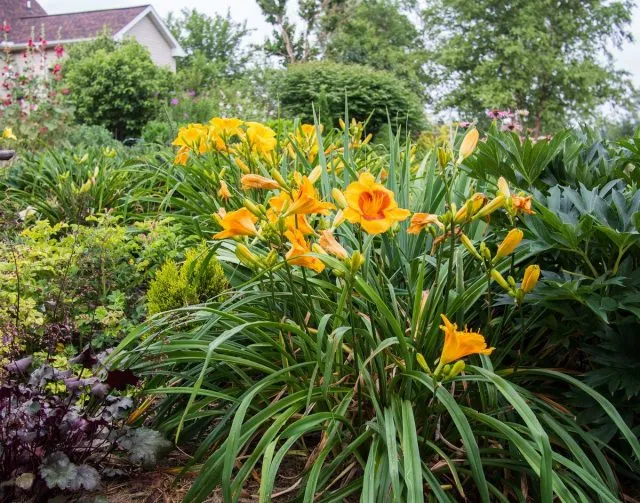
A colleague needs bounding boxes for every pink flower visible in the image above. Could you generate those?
[55,45,64,57]
[61,88,70,95]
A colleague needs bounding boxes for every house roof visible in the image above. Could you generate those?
[3,2,150,44]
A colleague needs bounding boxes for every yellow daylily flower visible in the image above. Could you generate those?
[521,265,541,293]
[246,122,277,155]
[495,228,524,260]
[454,193,488,222]
[2,127,17,140]
[209,117,243,138]
[457,127,479,163]
[343,172,410,234]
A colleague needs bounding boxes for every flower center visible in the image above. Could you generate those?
[358,190,390,220]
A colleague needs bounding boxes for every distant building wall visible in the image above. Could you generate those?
[124,15,176,71]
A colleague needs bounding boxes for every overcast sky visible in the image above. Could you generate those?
[40,0,640,87]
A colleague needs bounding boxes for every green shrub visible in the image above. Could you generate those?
[66,124,120,148]
[141,120,174,145]
[147,244,228,315]
[276,61,425,134]
[64,37,173,139]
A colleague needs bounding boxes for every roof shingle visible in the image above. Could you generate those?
[2,1,150,45]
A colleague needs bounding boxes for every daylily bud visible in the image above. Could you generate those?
[241,174,280,190]
[243,199,263,218]
[332,188,347,209]
[350,250,364,273]
[508,275,516,287]
[416,353,431,373]
[312,243,328,255]
[270,168,289,189]
[442,364,452,377]
[236,158,250,174]
[265,249,278,267]
[480,242,492,262]
[473,195,505,219]
[332,210,345,228]
[437,147,451,169]
[491,269,512,292]
[308,165,323,183]
[236,244,259,268]
[497,177,510,198]
[495,228,524,260]
[446,360,466,379]
[457,127,479,163]
[460,234,482,260]
[521,264,540,293]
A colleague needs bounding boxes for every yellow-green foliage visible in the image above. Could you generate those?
[147,244,228,315]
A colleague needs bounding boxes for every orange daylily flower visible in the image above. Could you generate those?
[319,229,348,259]
[512,194,535,215]
[408,213,444,234]
[241,174,281,190]
[213,207,259,240]
[218,179,231,200]
[343,172,410,234]
[174,146,190,166]
[285,177,335,216]
[439,314,494,365]
[267,192,315,234]
[284,229,325,273]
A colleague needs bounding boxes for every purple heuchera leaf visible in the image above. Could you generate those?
[5,356,32,374]
[105,369,139,390]
[40,452,77,490]
[69,347,98,368]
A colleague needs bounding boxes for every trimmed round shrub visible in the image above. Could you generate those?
[276,62,425,135]
[146,244,228,315]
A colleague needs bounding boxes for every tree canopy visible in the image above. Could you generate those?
[166,9,251,80]
[422,0,635,133]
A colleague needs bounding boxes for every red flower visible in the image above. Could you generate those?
[27,38,34,48]
[55,45,64,57]
[61,88,70,95]
[52,63,61,75]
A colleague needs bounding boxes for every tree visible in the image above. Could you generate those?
[423,0,635,134]
[165,9,251,79]
[256,0,325,64]
[64,36,172,139]
[323,0,427,97]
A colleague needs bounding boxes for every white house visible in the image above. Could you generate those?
[1,0,185,71]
